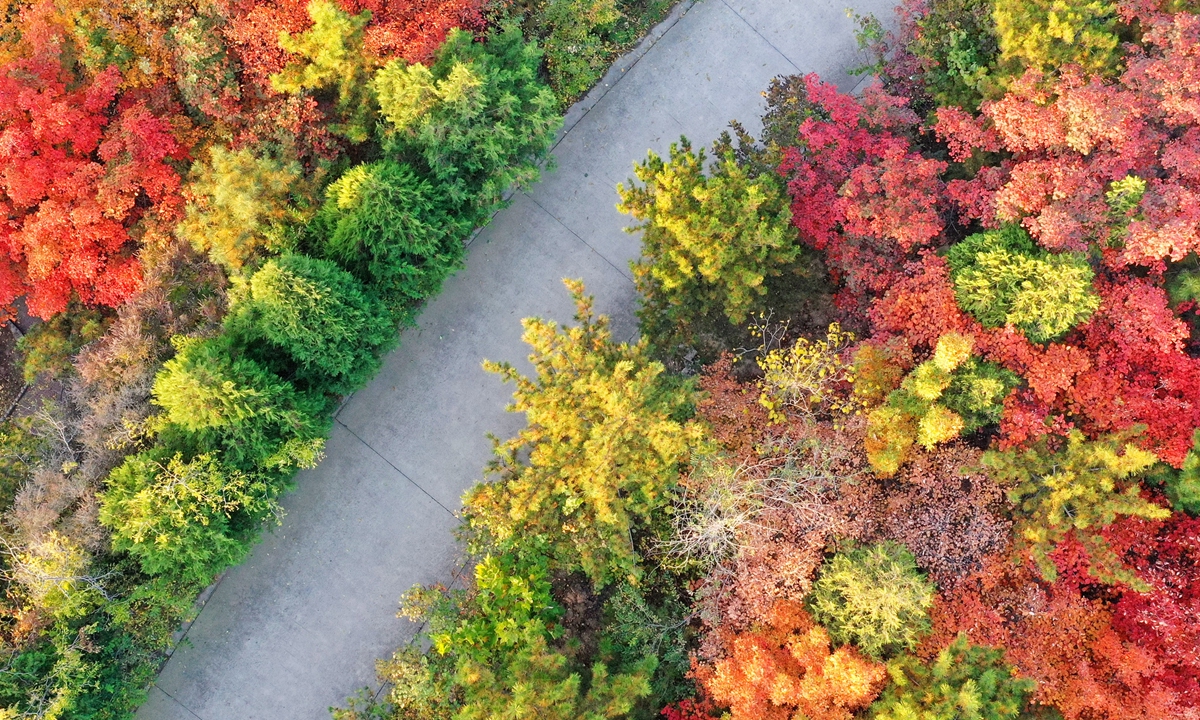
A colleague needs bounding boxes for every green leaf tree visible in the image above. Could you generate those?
[985,430,1171,586]
[869,635,1035,720]
[463,280,700,586]
[808,541,935,659]
[226,253,396,394]
[618,138,802,348]
[374,27,560,216]
[946,225,1100,343]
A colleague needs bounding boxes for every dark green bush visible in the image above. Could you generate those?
[374,27,560,216]
[313,160,472,319]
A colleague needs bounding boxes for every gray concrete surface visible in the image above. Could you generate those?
[137,1,894,717]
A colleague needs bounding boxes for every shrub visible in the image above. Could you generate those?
[757,324,859,422]
[699,600,888,720]
[374,26,560,215]
[313,160,472,318]
[355,550,656,720]
[808,541,935,659]
[868,635,1035,720]
[538,0,621,103]
[17,305,109,383]
[945,226,1100,343]
[462,280,699,586]
[863,333,1008,477]
[618,138,802,348]
[909,0,1002,110]
[225,253,396,394]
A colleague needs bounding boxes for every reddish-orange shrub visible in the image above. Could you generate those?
[696,600,888,720]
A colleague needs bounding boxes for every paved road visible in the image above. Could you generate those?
[137,1,893,717]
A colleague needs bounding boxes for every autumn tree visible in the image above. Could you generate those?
[697,600,888,720]
[0,9,189,318]
[462,280,700,586]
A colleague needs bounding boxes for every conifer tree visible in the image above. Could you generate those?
[462,280,700,586]
[869,635,1035,720]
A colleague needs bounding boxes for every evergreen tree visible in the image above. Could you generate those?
[617,137,803,349]
[313,160,472,318]
[869,635,1035,720]
[226,253,396,394]
[945,226,1100,343]
[462,280,700,586]
[808,541,935,659]
[374,26,560,216]
[985,430,1171,586]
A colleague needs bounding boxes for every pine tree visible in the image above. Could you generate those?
[869,635,1035,720]
[808,542,935,659]
[462,280,700,586]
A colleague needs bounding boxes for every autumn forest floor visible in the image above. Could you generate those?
[136,2,891,718]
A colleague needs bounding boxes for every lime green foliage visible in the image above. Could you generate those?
[17,305,108,383]
[912,0,1002,110]
[99,452,281,584]
[178,146,304,271]
[985,430,1170,586]
[313,160,473,318]
[870,635,1035,720]
[946,226,1100,343]
[463,280,699,586]
[11,532,103,621]
[372,551,654,720]
[994,0,1123,79]
[941,358,1020,433]
[757,323,860,423]
[808,541,935,659]
[1166,431,1200,513]
[865,333,1012,477]
[150,335,326,469]
[538,0,621,103]
[226,254,396,394]
[617,138,801,345]
[375,27,560,215]
[272,0,375,142]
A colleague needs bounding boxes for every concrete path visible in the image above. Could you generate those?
[136,1,893,717]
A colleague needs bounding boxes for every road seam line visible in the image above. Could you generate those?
[718,0,802,73]
[522,191,637,285]
[335,419,459,519]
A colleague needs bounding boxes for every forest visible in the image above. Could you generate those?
[337,0,1200,719]
[0,0,671,715]
[1,0,1199,718]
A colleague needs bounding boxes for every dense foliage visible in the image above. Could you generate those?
[359,4,1200,713]
[0,0,680,712]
